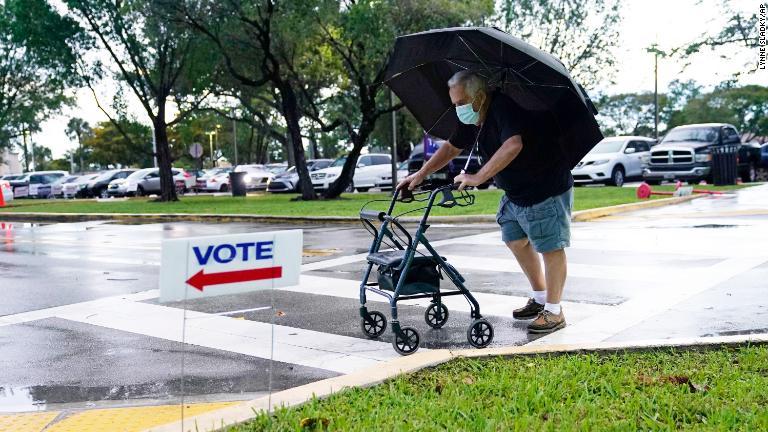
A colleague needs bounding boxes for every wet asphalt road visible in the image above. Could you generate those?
[1,184,767,412]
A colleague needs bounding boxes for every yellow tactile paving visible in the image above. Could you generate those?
[0,411,60,432]
[46,402,236,432]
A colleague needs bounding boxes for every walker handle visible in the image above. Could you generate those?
[359,210,386,221]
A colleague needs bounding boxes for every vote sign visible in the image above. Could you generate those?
[159,230,302,302]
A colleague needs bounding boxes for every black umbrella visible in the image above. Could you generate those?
[383,26,603,168]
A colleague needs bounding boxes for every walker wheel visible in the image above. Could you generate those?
[467,318,494,348]
[424,303,449,329]
[392,326,420,355]
[360,311,387,339]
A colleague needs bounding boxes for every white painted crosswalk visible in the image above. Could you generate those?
[3,187,767,379]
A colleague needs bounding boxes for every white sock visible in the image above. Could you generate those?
[532,290,546,305]
[544,303,561,314]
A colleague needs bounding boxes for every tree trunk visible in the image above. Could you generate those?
[324,118,377,199]
[277,82,314,200]
[283,134,295,167]
[154,116,178,202]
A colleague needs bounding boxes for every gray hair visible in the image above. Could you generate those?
[447,71,486,98]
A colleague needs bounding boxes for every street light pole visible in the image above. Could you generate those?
[215,124,221,165]
[653,51,659,141]
[390,90,397,192]
[206,131,215,168]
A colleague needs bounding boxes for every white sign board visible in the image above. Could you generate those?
[159,229,302,303]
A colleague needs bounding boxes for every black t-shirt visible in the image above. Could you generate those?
[449,92,573,206]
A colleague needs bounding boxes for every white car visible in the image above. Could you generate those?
[1,179,13,204]
[108,168,194,196]
[375,161,409,190]
[50,175,81,197]
[267,159,333,192]
[61,174,100,198]
[234,164,274,190]
[572,136,655,187]
[311,154,392,192]
[196,168,233,192]
[204,171,232,192]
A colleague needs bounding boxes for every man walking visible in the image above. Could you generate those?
[397,70,573,334]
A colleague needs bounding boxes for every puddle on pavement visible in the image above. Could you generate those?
[691,224,739,229]
[704,328,768,337]
[0,373,277,413]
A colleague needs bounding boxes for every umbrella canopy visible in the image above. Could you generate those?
[383,27,603,168]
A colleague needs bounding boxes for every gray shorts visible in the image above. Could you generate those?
[496,188,573,253]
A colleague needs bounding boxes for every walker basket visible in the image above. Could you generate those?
[377,257,440,296]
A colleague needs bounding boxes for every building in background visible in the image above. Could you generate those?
[0,148,22,175]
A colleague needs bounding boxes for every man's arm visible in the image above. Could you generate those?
[397,142,462,190]
[454,135,523,190]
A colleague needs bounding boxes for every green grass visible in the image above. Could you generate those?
[231,346,768,431]
[1,184,749,217]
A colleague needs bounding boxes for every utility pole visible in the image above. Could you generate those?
[646,44,666,141]
[231,110,238,166]
[390,90,397,192]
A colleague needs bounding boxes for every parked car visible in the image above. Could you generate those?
[375,161,409,190]
[265,163,288,175]
[84,169,136,198]
[108,168,153,197]
[108,168,193,196]
[642,123,761,184]
[571,136,655,187]
[49,175,81,198]
[61,174,99,198]
[234,164,274,190]
[0,179,13,204]
[406,136,492,189]
[19,171,69,198]
[761,143,768,168]
[311,154,393,192]
[5,174,30,198]
[266,159,333,192]
[195,167,232,192]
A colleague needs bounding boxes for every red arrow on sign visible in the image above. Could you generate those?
[186,266,283,291]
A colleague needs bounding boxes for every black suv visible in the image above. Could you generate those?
[406,137,492,189]
[642,123,761,184]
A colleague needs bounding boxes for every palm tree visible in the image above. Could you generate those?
[65,117,90,173]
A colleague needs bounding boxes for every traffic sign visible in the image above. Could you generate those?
[189,142,204,158]
[159,230,302,302]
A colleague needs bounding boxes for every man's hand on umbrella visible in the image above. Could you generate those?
[397,172,425,191]
[454,173,482,190]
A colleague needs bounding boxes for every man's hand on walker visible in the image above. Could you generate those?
[397,172,425,191]
[454,172,483,190]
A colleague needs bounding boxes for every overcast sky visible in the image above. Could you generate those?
[32,0,764,159]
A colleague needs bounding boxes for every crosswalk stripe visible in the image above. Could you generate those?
[3,295,399,374]
[281,275,609,322]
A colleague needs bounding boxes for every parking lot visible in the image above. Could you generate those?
[1,184,767,413]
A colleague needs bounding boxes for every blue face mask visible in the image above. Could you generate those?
[455,97,480,125]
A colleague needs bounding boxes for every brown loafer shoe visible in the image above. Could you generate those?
[513,298,545,320]
[528,310,566,334]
